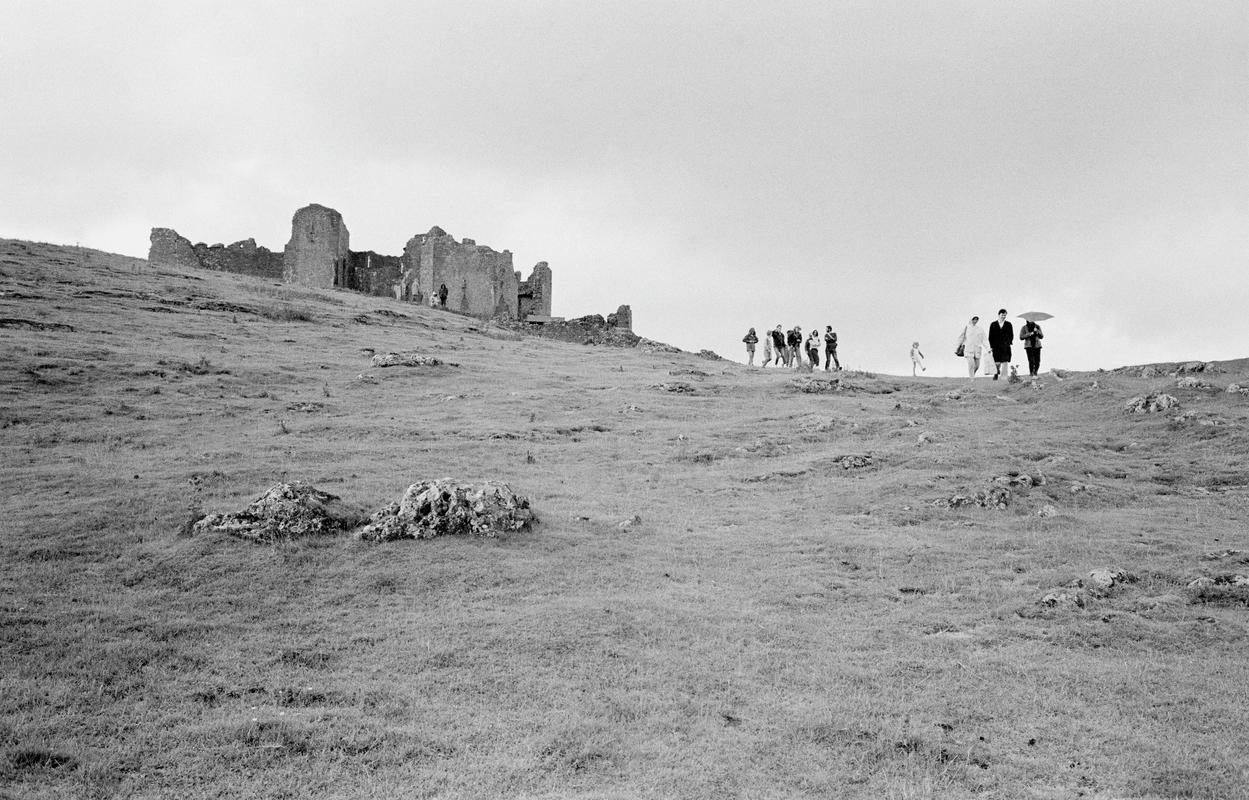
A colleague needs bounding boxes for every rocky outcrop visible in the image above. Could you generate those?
[193,482,366,543]
[369,352,453,368]
[1124,393,1179,414]
[357,480,535,541]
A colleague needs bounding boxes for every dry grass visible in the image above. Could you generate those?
[2,237,1248,799]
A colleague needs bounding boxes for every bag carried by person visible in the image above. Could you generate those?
[955,344,965,357]
[955,327,966,357]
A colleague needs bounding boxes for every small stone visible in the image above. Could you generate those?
[618,514,642,530]
[1084,568,1130,595]
[1041,591,1084,610]
[1036,504,1058,518]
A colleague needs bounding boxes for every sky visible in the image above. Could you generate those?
[2,1,1246,376]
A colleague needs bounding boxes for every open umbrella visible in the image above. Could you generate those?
[1018,311,1053,322]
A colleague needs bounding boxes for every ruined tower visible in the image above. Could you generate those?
[518,262,553,319]
[404,227,519,319]
[283,204,349,288]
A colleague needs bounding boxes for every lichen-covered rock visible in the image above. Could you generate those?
[1040,591,1085,610]
[1036,504,1059,518]
[941,486,1011,509]
[835,454,871,469]
[1175,376,1213,390]
[1124,393,1178,414]
[794,377,843,394]
[357,479,535,541]
[194,482,364,543]
[370,352,451,368]
[1083,568,1134,596]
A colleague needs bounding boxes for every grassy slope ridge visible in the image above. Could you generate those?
[2,237,1248,800]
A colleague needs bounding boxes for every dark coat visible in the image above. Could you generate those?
[988,319,1013,361]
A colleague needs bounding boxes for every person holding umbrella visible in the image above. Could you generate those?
[1018,311,1051,376]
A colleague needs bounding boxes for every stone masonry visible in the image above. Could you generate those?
[284,204,350,289]
[149,228,283,280]
[148,202,589,324]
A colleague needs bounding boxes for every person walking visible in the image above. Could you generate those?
[742,328,758,366]
[787,326,803,370]
[770,325,787,366]
[806,328,821,369]
[957,316,988,380]
[988,308,1014,380]
[437,282,449,307]
[910,341,925,376]
[823,327,840,371]
[1020,319,1044,376]
[761,330,774,367]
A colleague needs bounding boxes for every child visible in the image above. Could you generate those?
[910,341,925,376]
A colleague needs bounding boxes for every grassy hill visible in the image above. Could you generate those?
[2,237,1247,799]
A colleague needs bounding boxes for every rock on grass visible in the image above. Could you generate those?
[357,479,536,541]
[194,482,366,543]
[1124,393,1178,414]
[370,352,455,368]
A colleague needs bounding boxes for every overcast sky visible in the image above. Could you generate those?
[3,1,1246,375]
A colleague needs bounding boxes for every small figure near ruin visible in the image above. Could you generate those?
[438,283,449,308]
[911,341,926,376]
[824,326,840,371]
[743,328,758,366]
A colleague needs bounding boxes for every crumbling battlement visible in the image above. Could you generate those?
[148,228,283,280]
[149,202,622,327]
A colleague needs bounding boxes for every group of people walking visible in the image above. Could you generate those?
[956,309,1044,380]
[743,325,841,371]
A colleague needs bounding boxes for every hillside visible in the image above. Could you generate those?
[2,237,1248,799]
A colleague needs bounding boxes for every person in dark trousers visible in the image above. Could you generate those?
[806,328,821,368]
[771,325,787,367]
[1020,319,1044,376]
[824,326,840,370]
[988,309,1014,380]
[742,328,758,366]
[787,327,803,370]
[438,283,449,307]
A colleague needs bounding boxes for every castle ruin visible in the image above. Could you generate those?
[149,203,576,325]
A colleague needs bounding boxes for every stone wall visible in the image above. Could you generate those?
[152,204,558,322]
[149,228,283,279]
[518,261,553,319]
[284,204,349,289]
[348,250,405,297]
[149,228,200,272]
[193,238,283,280]
[405,227,518,319]
[607,304,633,332]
